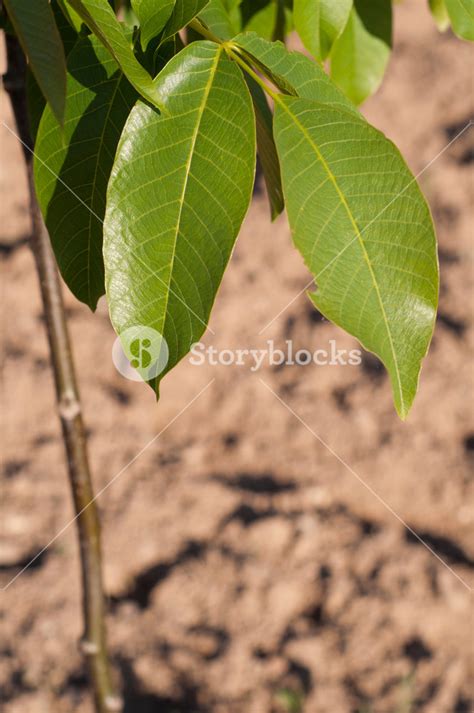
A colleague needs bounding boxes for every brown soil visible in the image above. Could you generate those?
[1,2,473,712]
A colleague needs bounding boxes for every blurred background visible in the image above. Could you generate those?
[1,1,473,711]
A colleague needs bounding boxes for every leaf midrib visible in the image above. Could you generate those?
[159,45,223,349]
[276,97,405,415]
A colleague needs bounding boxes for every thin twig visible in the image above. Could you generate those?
[3,35,122,713]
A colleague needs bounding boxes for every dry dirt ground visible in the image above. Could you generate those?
[1,3,473,712]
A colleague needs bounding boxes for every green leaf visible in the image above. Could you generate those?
[161,0,210,41]
[4,0,67,124]
[34,36,137,309]
[104,41,256,392]
[131,0,175,49]
[330,0,392,105]
[293,0,352,60]
[429,0,451,31]
[245,75,284,219]
[53,0,81,55]
[56,0,85,33]
[273,97,438,418]
[198,0,239,39]
[233,32,360,116]
[26,0,80,142]
[222,0,243,30]
[444,0,474,40]
[67,0,164,109]
[242,1,291,40]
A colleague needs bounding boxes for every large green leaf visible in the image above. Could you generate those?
[273,97,438,418]
[67,0,164,109]
[4,0,66,124]
[445,0,474,40]
[104,41,255,392]
[294,0,352,60]
[161,0,210,41]
[132,0,176,49]
[330,0,392,105]
[233,32,359,116]
[34,36,137,309]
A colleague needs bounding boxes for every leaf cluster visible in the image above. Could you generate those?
[3,0,469,415]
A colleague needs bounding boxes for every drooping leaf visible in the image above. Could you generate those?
[26,0,80,141]
[104,41,256,392]
[4,0,67,124]
[67,0,164,109]
[233,33,360,116]
[34,36,137,309]
[330,0,392,105]
[429,0,451,31]
[245,75,284,219]
[131,0,175,49]
[161,0,210,41]
[293,0,352,60]
[444,0,474,40]
[273,97,438,417]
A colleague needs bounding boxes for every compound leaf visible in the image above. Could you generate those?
[67,0,163,109]
[273,97,438,417]
[104,41,256,392]
[444,0,474,40]
[330,0,392,105]
[34,36,137,309]
[233,32,359,115]
[294,0,352,60]
[131,0,176,49]
[4,0,67,124]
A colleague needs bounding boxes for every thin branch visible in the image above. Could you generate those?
[3,35,122,713]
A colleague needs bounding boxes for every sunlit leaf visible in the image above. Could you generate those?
[104,42,255,392]
[273,97,438,417]
[445,0,474,40]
